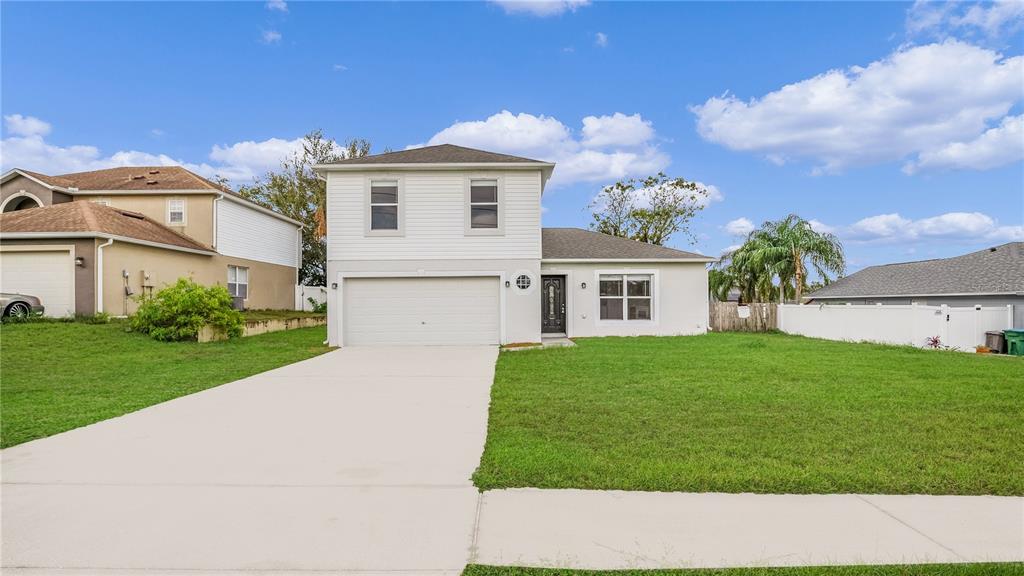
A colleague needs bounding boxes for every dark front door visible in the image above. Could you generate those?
[541,276,566,334]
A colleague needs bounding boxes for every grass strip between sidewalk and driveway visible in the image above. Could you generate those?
[462,563,1024,576]
[473,332,1023,495]
[1,321,330,448]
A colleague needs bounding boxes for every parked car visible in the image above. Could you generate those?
[1,293,44,318]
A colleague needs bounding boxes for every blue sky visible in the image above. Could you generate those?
[2,0,1022,272]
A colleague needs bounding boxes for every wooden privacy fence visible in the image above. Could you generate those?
[709,302,778,332]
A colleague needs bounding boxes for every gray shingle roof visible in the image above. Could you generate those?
[323,144,551,165]
[542,228,712,260]
[808,242,1024,299]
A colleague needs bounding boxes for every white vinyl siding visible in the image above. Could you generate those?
[342,276,500,346]
[216,198,300,268]
[327,170,541,261]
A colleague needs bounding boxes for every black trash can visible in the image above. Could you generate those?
[985,331,1005,354]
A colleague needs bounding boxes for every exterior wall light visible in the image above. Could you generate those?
[505,280,511,288]
[580,282,587,289]
[331,282,338,289]
[75,256,85,267]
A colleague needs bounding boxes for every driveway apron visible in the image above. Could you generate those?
[2,346,498,575]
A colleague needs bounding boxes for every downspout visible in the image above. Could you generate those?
[96,237,114,314]
[212,194,224,250]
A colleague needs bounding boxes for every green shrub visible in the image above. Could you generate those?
[130,278,243,341]
[76,312,111,324]
[307,296,328,313]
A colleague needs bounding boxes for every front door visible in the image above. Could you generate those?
[541,276,566,334]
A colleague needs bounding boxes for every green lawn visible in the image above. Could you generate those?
[473,333,1023,495]
[0,321,330,448]
[463,564,1024,576]
[242,309,326,321]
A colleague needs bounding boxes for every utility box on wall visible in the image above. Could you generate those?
[141,270,154,288]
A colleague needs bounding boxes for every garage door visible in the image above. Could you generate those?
[0,248,75,317]
[343,277,499,346]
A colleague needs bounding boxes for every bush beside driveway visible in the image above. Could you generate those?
[0,321,330,447]
[473,333,1023,495]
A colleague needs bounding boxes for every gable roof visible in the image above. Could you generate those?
[0,201,214,254]
[323,144,550,166]
[808,242,1024,299]
[542,228,713,261]
[52,166,235,193]
[2,166,301,226]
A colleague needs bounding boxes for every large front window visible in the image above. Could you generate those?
[599,274,652,320]
[369,180,399,230]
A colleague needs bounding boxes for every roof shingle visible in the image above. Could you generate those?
[542,228,712,260]
[323,144,551,165]
[808,242,1024,299]
[52,166,235,194]
[0,201,213,253]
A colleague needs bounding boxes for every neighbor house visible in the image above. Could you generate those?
[0,166,302,317]
[806,242,1024,327]
[315,144,713,346]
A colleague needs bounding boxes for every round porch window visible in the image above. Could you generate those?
[515,274,532,290]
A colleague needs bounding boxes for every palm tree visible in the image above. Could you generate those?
[733,214,845,302]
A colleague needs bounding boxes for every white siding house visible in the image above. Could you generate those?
[216,196,301,269]
[318,144,713,347]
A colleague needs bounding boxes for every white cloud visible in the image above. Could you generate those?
[490,0,589,17]
[150,128,165,138]
[819,211,1024,244]
[724,217,755,236]
[594,32,608,47]
[332,64,348,72]
[808,219,835,234]
[261,30,282,44]
[720,244,742,256]
[904,114,1024,173]
[907,0,1024,39]
[4,114,51,137]
[0,115,321,185]
[266,0,288,12]
[691,41,1023,174]
[416,110,670,187]
[581,113,653,148]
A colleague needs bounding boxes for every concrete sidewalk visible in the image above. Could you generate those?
[472,489,1024,569]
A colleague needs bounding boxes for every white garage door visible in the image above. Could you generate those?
[343,277,500,346]
[0,248,75,317]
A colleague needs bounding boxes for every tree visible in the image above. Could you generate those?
[589,173,709,246]
[727,214,845,303]
[239,130,371,286]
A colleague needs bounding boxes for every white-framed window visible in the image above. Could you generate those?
[469,179,499,229]
[369,179,399,231]
[228,265,249,298]
[599,274,653,321]
[91,198,111,206]
[167,198,186,225]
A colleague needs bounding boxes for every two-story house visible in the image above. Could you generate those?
[0,166,301,317]
[316,144,713,346]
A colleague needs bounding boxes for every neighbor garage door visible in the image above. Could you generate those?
[0,248,75,317]
[343,276,499,346]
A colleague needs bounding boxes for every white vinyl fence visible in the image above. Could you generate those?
[295,285,327,311]
[778,303,1014,352]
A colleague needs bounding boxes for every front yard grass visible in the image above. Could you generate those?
[0,321,330,448]
[473,333,1023,495]
[462,564,1024,576]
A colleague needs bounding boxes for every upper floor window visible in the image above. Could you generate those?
[167,198,186,225]
[599,274,653,321]
[470,179,499,229]
[228,265,249,299]
[370,180,399,231]
[91,198,111,206]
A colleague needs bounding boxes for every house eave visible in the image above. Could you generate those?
[1,169,71,193]
[0,232,217,256]
[542,257,716,264]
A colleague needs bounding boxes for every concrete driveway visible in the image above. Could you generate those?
[2,346,498,575]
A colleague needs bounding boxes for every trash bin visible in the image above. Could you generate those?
[986,331,1006,354]
[1004,329,1024,357]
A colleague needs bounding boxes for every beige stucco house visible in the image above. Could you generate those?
[0,166,301,317]
[316,144,714,347]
